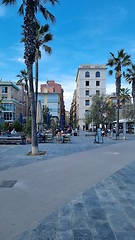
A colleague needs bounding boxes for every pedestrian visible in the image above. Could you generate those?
[11,128,17,135]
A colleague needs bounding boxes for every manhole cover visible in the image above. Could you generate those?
[0,180,17,188]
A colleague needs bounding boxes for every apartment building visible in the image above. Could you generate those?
[70,90,77,127]
[38,80,65,125]
[0,81,25,123]
[76,64,106,129]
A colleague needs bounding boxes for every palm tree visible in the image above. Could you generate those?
[124,64,135,134]
[106,49,131,139]
[16,69,30,119]
[2,0,59,155]
[120,87,131,138]
[120,87,131,107]
[35,22,53,108]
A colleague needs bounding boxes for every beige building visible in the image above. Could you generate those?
[0,81,25,123]
[75,64,106,129]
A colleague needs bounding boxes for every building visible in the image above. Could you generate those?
[0,81,25,123]
[75,64,106,129]
[39,80,65,127]
[70,90,77,127]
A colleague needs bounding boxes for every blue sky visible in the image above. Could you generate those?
[0,0,135,110]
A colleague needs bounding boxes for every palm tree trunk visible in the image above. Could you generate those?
[116,97,120,139]
[116,67,121,139]
[35,55,38,110]
[28,63,39,154]
[132,80,135,135]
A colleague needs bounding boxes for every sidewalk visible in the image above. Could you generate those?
[0,132,135,240]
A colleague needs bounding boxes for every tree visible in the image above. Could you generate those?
[35,22,53,108]
[106,49,131,139]
[2,0,59,155]
[124,64,135,134]
[16,69,30,119]
[85,95,115,129]
[42,104,49,127]
[0,98,4,122]
[120,87,131,118]
[120,87,131,106]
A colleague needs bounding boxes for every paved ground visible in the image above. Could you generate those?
[1,131,135,240]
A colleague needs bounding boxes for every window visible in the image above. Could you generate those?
[2,86,8,93]
[96,71,100,77]
[85,81,89,86]
[96,90,100,96]
[85,110,89,116]
[85,100,89,106]
[85,71,90,78]
[85,90,89,96]
[96,81,100,86]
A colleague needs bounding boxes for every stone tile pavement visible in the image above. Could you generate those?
[1,131,135,240]
[0,131,117,171]
[13,160,135,240]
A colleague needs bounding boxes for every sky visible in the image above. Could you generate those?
[0,0,135,110]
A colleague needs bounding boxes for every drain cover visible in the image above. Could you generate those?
[0,180,17,188]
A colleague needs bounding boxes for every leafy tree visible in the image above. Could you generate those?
[124,64,135,133]
[85,95,115,129]
[0,99,4,114]
[106,49,131,138]
[42,105,49,125]
[23,118,31,137]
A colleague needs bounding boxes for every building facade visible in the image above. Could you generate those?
[75,64,106,129]
[39,80,65,126]
[0,81,25,123]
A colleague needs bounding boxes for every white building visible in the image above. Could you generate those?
[76,64,106,129]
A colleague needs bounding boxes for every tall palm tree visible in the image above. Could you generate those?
[16,69,30,119]
[2,0,59,155]
[120,87,131,139]
[124,64,135,134]
[106,49,131,139]
[35,22,53,108]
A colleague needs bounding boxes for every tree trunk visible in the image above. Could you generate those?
[28,64,39,155]
[132,79,135,135]
[35,54,38,111]
[116,69,121,139]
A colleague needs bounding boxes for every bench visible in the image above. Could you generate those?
[0,135,25,144]
[85,131,95,137]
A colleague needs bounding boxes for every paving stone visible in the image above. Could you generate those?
[82,187,98,198]
[114,232,131,240]
[95,189,116,202]
[86,207,107,221]
[83,196,102,209]
[107,214,135,232]
[58,204,72,218]
[73,229,93,240]
[124,206,135,219]
[30,221,57,240]
[57,217,72,231]
[114,231,135,240]
[91,220,116,240]
[56,231,73,240]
